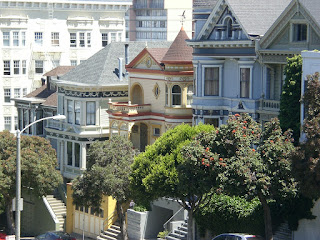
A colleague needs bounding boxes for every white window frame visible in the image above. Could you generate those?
[35,60,44,74]
[75,100,81,125]
[70,60,77,66]
[67,99,74,124]
[70,33,77,47]
[51,32,60,46]
[86,101,96,125]
[21,32,26,46]
[4,88,11,103]
[202,64,223,97]
[187,85,194,106]
[3,60,10,75]
[102,33,108,47]
[34,32,43,46]
[23,88,27,96]
[66,141,81,168]
[4,116,11,131]
[13,60,20,75]
[14,88,20,98]
[3,32,10,46]
[13,31,19,46]
[239,65,253,99]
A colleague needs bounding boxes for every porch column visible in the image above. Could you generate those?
[80,142,87,170]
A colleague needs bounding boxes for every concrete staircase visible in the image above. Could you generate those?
[273,222,292,240]
[97,223,121,240]
[166,220,188,240]
[46,194,67,231]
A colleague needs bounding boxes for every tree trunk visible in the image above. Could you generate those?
[5,198,15,235]
[258,192,273,240]
[187,209,193,240]
[117,202,128,240]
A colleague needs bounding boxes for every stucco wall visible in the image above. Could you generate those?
[293,198,320,240]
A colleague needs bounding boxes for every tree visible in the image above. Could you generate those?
[291,73,320,199]
[130,124,215,240]
[0,131,62,234]
[279,55,302,144]
[185,114,297,240]
[72,135,137,240]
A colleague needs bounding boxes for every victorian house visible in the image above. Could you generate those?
[107,27,193,151]
[189,0,320,126]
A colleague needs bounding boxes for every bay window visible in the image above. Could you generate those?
[240,68,250,98]
[172,85,181,106]
[86,101,96,125]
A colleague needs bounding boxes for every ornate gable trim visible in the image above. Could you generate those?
[196,0,249,41]
[260,1,320,49]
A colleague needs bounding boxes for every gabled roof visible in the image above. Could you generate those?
[299,0,320,26]
[227,0,292,37]
[58,41,172,86]
[162,27,193,63]
[147,48,169,63]
[197,0,292,40]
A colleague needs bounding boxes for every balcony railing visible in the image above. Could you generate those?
[108,102,151,115]
[259,99,280,112]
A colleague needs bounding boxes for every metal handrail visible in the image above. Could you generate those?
[163,207,184,231]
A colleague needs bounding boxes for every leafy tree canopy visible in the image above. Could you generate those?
[0,131,62,234]
[72,135,137,240]
[291,73,320,199]
[184,114,297,240]
[279,55,302,144]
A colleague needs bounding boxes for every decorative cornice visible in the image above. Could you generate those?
[58,87,128,98]
[187,40,254,48]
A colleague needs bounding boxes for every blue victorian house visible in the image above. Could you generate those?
[189,0,320,126]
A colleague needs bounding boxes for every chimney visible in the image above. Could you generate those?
[47,76,51,90]
[125,44,129,65]
[118,58,123,81]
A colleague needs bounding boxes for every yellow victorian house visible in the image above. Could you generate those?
[108,27,194,151]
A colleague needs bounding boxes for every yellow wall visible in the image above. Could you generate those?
[66,183,118,235]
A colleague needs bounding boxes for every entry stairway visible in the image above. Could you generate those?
[166,220,188,240]
[97,223,121,240]
[46,194,67,231]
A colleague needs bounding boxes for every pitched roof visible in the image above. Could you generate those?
[59,41,172,86]
[193,0,219,8]
[26,84,55,99]
[42,92,57,107]
[146,48,169,63]
[162,27,193,63]
[227,0,292,36]
[44,66,75,77]
[299,0,320,26]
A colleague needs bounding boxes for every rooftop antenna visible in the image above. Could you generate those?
[180,10,186,26]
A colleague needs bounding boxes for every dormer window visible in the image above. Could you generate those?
[292,23,307,42]
[227,18,233,39]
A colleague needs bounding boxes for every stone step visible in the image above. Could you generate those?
[166,236,182,240]
[169,232,186,239]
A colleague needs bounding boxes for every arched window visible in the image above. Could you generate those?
[172,85,181,106]
[227,18,233,39]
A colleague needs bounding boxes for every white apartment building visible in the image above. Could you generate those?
[125,0,193,41]
[0,0,131,132]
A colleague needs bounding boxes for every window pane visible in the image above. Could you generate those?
[240,68,250,98]
[86,101,95,125]
[3,60,10,75]
[4,88,11,103]
[172,85,181,106]
[79,32,85,47]
[35,60,43,74]
[35,32,43,46]
[187,85,193,105]
[14,60,20,75]
[4,117,11,131]
[14,88,20,98]
[67,141,72,166]
[3,32,10,46]
[75,100,81,125]
[13,32,19,46]
[293,24,307,42]
[204,67,219,96]
[75,143,80,167]
[51,32,59,46]
[70,33,76,47]
[22,60,26,74]
[67,100,73,123]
